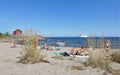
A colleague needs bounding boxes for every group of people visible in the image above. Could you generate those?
[41,44,53,50]
[70,46,90,56]
[69,39,111,56]
[41,44,60,50]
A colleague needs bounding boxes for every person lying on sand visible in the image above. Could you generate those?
[76,46,85,56]
[70,47,78,55]
[42,44,53,50]
[76,46,90,56]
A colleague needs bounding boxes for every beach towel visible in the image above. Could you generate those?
[54,52,64,55]
[54,52,70,56]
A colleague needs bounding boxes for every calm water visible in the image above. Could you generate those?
[38,37,120,49]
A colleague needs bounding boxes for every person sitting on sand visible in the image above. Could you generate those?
[47,45,53,50]
[105,40,110,56]
[43,44,48,50]
[70,47,78,55]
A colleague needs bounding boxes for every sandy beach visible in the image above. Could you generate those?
[1,42,119,75]
[0,0,119,74]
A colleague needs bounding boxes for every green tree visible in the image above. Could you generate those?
[0,32,2,36]
[5,32,9,37]
[0,32,3,38]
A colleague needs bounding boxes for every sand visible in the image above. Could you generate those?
[0,42,115,75]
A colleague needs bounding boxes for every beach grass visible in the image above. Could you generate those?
[85,49,111,69]
[111,51,120,63]
[106,66,120,75]
[87,34,105,49]
[18,30,49,64]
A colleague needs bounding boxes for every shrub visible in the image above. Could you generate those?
[18,30,49,64]
[85,49,111,69]
[111,51,120,63]
[106,66,120,75]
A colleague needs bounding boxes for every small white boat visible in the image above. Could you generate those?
[80,34,88,37]
[56,42,66,46]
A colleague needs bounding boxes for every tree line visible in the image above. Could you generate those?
[0,32,10,38]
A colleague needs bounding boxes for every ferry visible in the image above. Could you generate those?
[80,34,88,37]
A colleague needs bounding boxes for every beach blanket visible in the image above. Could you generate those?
[54,52,70,56]
[54,52,65,55]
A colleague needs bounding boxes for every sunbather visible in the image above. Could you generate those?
[70,47,78,55]
[77,46,86,56]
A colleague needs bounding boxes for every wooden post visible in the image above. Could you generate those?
[33,33,39,48]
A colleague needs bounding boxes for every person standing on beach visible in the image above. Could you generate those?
[105,40,110,56]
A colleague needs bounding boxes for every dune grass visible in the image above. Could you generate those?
[85,49,111,69]
[18,30,49,64]
[111,51,120,64]
[87,34,105,49]
[106,66,120,75]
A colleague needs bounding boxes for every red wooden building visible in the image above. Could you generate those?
[13,29,22,35]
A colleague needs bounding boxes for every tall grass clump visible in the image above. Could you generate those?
[18,30,46,64]
[85,49,111,69]
[87,33,105,49]
[87,34,95,48]
[111,51,120,63]
[98,35,105,49]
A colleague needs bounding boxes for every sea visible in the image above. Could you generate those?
[38,37,120,49]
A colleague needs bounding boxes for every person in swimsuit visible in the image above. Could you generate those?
[105,40,110,56]
[70,47,78,55]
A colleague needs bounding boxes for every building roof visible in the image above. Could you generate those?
[14,29,22,32]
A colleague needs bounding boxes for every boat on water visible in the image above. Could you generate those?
[80,34,88,37]
[56,42,66,46]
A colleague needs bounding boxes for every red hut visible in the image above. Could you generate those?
[13,29,22,35]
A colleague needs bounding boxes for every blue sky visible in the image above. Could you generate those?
[0,0,120,37]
